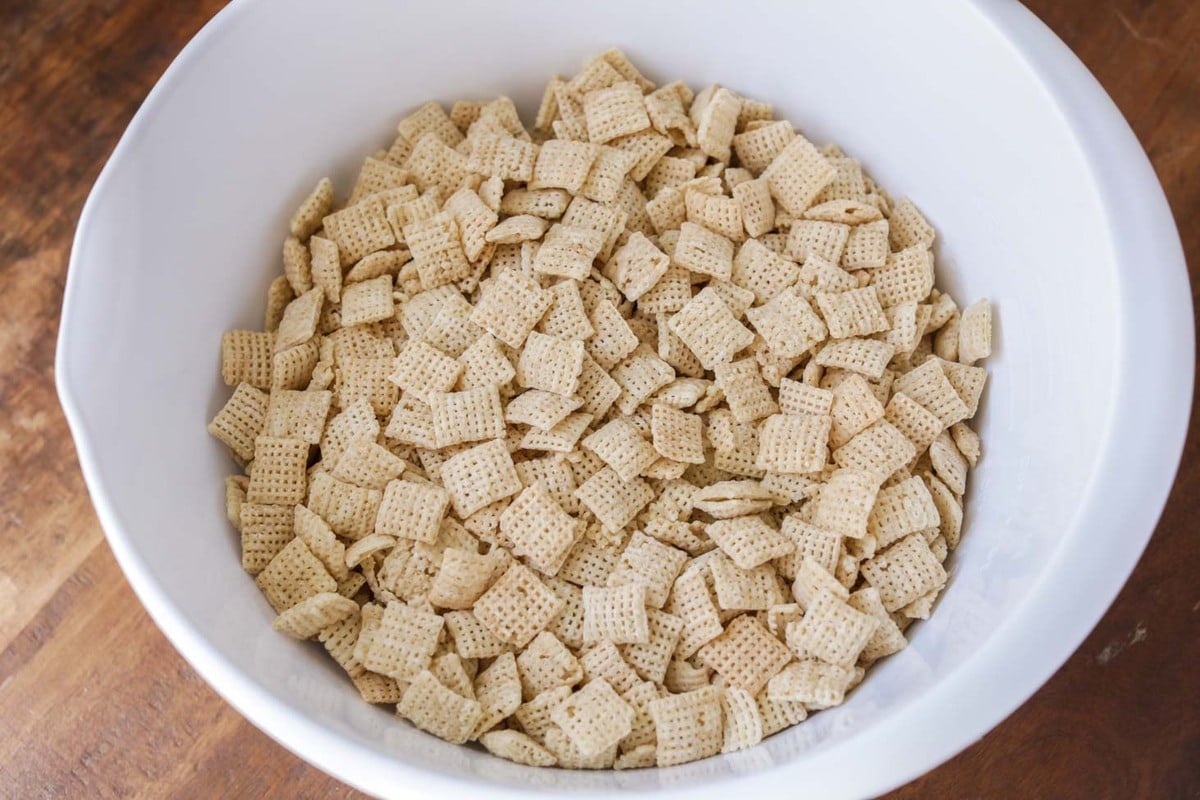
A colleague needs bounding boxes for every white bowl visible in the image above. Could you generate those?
[57,0,1192,797]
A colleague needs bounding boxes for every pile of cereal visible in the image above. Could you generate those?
[209,49,992,769]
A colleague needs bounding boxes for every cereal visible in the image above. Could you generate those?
[212,51,992,768]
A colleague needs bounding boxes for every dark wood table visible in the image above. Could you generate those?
[1,1,1195,797]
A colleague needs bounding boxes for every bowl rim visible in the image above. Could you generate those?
[55,0,1194,797]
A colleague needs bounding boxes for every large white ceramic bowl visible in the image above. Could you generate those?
[56,0,1192,797]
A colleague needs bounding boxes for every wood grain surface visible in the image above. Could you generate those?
[1,1,1196,797]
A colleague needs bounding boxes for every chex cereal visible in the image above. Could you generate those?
[210,50,991,769]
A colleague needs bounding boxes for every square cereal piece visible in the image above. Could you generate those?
[842,219,889,269]
[656,319,705,379]
[486,214,550,245]
[531,140,600,193]
[666,569,725,658]
[829,373,885,447]
[561,196,627,260]
[329,438,407,489]
[731,239,799,305]
[609,232,670,302]
[889,197,937,251]
[421,296,484,359]
[500,482,579,576]
[399,670,484,745]
[778,516,842,577]
[584,82,650,143]
[551,678,635,758]
[940,359,988,418]
[322,196,396,266]
[650,404,705,464]
[859,532,950,614]
[697,614,793,695]
[429,385,506,447]
[336,355,397,416]
[376,478,450,544]
[246,436,309,505]
[756,413,832,475]
[785,588,878,667]
[574,467,655,533]
[506,389,582,431]
[868,475,941,549]
[348,158,410,206]
[239,503,295,575]
[558,539,622,588]
[466,131,538,183]
[516,331,586,396]
[445,610,510,660]
[397,101,464,148]
[272,592,359,639]
[319,397,379,466]
[874,245,935,307]
[790,553,849,610]
[810,467,881,539]
[404,213,473,290]
[847,587,909,661]
[620,608,684,683]
[274,288,323,352]
[473,562,565,648]
[756,690,808,736]
[667,287,755,370]
[209,383,269,461]
[766,659,855,709]
[721,686,764,754]
[282,236,312,295]
[440,439,522,518]
[532,224,604,280]
[308,471,382,541]
[289,177,334,240]
[649,686,724,767]
[694,86,741,162]
[583,583,650,644]
[254,538,336,612]
[893,357,969,427]
[714,359,778,423]
[428,547,496,610]
[481,729,556,767]
[458,333,516,391]
[707,515,793,570]
[763,134,836,215]
[958,299,992,365]
[745,286,829,359]
[399,284,460,339]
[582,418,659,482]
[637,264,691,316]
[610,347,675,415]
[787,220,851,265]
[521,412,594,453]
[501,187,572,219]
[814,337,894,380]
[619,680,662,751]
[385,393,437,448]
[578,639,640,695]
[517,631,582,700]
[263,388,331,445]
[732,119,795,174]
[469,268,553,348]
[693,556,780,616]
[586,299,638,370]
[644,154,697,197]
[575,353,623,418]
[777,379,833,417]
[538,280,595,341]
[405,133,471,199]
[884,391,943,455]
[833,419,916,476]
[389,339,463,403]
[733,177,776,239]
[674,221,735,281]
[221,330,274,390]
[609,129,674,182]
[606,531,688,608]
[579,145,639,203]
[686,189,744,242]
[364,601,444,680]
[815,286,889,339]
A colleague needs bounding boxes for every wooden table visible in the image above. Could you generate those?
[1,1,1196,796]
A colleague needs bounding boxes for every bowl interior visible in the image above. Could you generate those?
[60,0,1136,796]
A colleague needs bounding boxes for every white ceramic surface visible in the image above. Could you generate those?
[56,0,1192,797]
